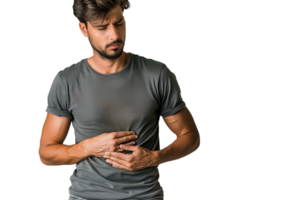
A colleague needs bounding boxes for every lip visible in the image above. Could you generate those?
[109,43,120,49]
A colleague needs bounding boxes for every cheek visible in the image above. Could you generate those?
[90,32,105,43]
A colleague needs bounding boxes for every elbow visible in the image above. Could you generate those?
[40,156,50,165]
[39,156,47,166]
[187,129,200,149]
[195,143,200,151]
[195,139,200,150]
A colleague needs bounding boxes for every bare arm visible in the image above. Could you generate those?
[155,106,200,165]
[40,143,89,165]
[153,132,200,166]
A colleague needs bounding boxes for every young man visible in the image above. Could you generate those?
[44,0,199,200]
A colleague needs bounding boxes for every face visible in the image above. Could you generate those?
[79,4,126,60]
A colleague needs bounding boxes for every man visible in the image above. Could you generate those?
[39,0,200,200]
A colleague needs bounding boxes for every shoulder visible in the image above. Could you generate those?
[55,59,85,84]
[132,53,167,76]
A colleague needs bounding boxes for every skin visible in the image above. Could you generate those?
[78,4,129,75]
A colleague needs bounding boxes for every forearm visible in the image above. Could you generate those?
[39,139,90,165]
[152,131,200,166]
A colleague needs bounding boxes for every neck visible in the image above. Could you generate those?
[87,51,130,75]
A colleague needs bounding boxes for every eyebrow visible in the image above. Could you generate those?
[94,17,124,27]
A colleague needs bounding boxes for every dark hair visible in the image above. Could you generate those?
[73,0,130,29]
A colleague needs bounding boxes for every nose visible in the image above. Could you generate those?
[109,26,120,43]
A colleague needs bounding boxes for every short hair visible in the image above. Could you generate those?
[73,0,130,29]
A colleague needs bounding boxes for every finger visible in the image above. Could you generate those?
[108,152,132,164]
[122,142,135,147]
[117,131,135,137]
[106,157,130,169]
[116,135,138,144]
[124,141,135,146]
[107,159,133,171]
[119,144,137,151]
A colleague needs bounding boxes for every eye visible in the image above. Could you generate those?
[98,23,123,31]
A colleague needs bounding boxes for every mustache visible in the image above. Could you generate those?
[110,42,121,47]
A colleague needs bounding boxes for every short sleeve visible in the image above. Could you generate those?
[158,64,186,117]
[45,71,74,120]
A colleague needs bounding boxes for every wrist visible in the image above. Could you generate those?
[80,139,91,157]
[150,150,165,167]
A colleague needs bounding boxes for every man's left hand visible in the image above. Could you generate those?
[103,145,159,172]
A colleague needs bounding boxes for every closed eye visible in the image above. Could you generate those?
[98,23,123,30]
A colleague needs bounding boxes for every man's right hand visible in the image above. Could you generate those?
[82,131,138,158]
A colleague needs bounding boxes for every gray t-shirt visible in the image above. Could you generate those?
[46,52,186,200]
